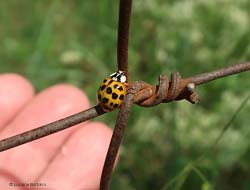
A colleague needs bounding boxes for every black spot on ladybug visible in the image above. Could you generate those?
[108,80,113,85]
[118,86,123,91]
[114,84,118,89]
[103,79,107,83]
[112,93,118,100]
[119,94,124,100]
[101,85,106,91]
[106,87,112,94]
[98,94,101,101]
[110,102,113,106]
[114,104,119,108]
[102,98,109,104]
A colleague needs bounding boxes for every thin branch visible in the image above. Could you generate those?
[0,106,105,152]
[117,0,132,81]
[100,82,142,190]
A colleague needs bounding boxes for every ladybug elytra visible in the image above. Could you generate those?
[97,71,127,112]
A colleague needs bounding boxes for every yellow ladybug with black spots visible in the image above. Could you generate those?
[97,71,127,112]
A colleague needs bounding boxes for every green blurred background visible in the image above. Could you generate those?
[1,0,250,189]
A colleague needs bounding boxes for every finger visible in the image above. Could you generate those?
[0,84,90,183]
[0,74,34,130]
[38,122,114,190]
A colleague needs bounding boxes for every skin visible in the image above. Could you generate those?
[0,74,113,190]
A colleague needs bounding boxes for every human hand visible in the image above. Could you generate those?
[0,74,113,190]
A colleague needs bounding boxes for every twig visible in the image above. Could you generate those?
[100,82,142,190]
[117,0,132,81]
[0,106,104,152]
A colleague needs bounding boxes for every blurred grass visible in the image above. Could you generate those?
[0,0,250,189]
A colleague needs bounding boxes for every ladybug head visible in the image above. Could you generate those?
[110,70,127,83]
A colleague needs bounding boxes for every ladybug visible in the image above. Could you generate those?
[97,71,127,112]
